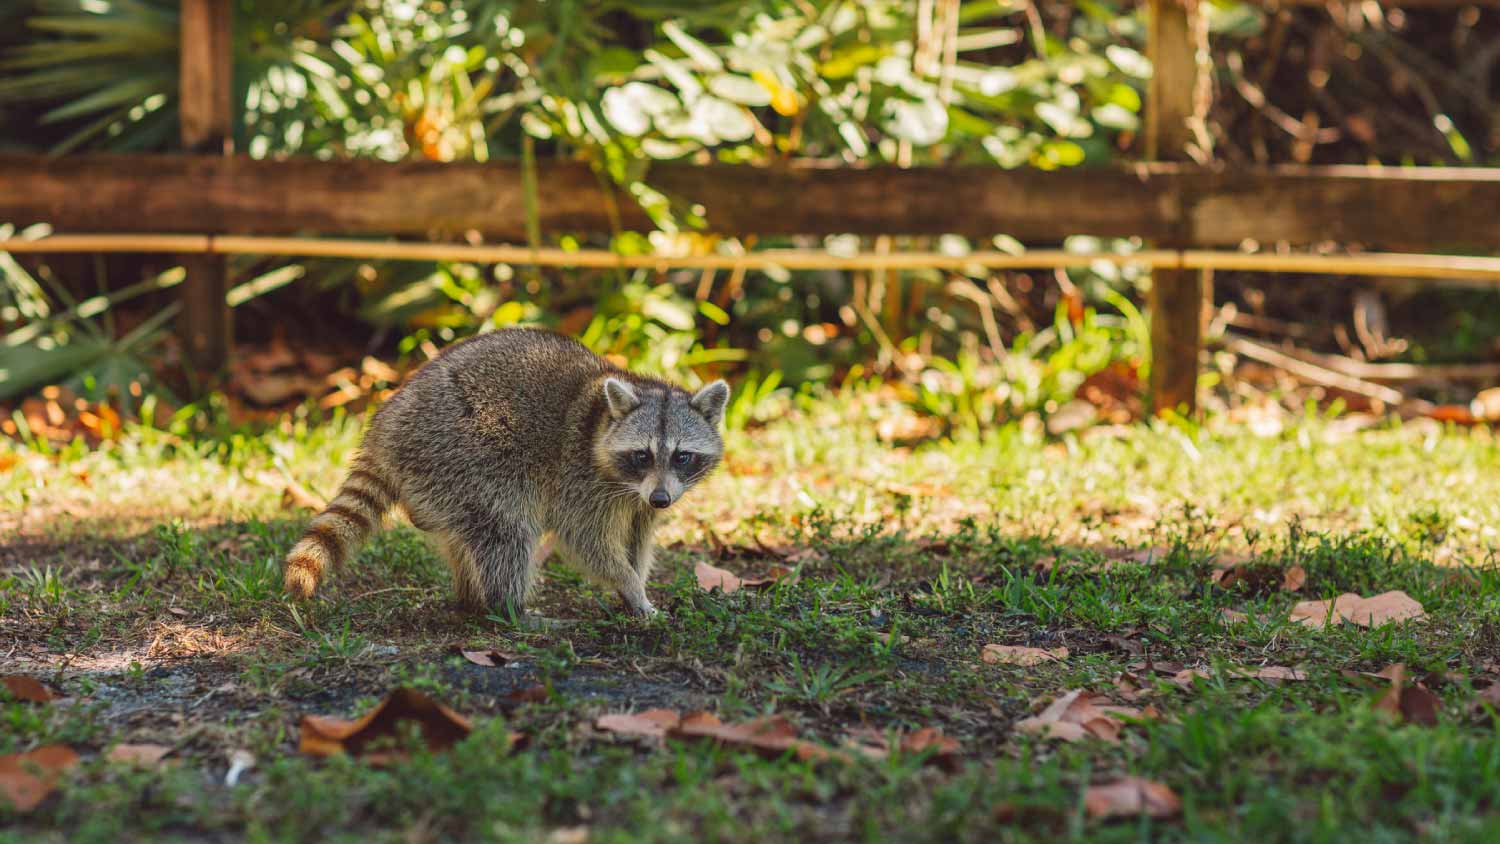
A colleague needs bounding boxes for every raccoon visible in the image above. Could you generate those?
[282,328,729,620]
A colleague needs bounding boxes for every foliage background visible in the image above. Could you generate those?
[2,0,1499,433]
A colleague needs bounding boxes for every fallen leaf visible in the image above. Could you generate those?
[0,745,79,812]
[1219,608,1249,624]
[694,561,794,594]
[899,727,961,770]
[668,713,842,762]
[1373,663,1441,726]
[1171,668,1212,687]
[2,675,58,703]
[1291,591,1425,629]
[1345,590,1426,626]
[1251,665,1307,682]
[982,644,1069,667]
[505,685,549,705]
[596,709,681,740]
[695,561,745,593]
[1083,777,1182,820]
[1282,566,1308,592]
[739,564,797,588]
[299,687,473,764]
[459,648,519,668]
[1210,559,1305,593]
[107,744,173,766]
[1014,690,1145,744]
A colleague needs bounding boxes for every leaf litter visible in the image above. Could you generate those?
[1014,690,1154,744]
[0,745,79,813]
[1290,590,1425,629]
[1372,664,1441,726]
[694,561,796,594]
[981,644,1069,666]
[1,675,59,703]
[1084,777,1182,820]
[299,687,479,765]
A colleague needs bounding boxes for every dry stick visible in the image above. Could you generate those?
[945,278,1006,361]
[1223,335,1407,406]
[1259,344,1500,384]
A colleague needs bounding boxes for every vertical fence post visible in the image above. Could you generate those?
[1146,0,1204,417]
[178,0,233,374]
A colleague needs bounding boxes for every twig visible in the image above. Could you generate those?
[347,586,429,602]
[1258,342,1500,384]
[1223,335,1406,406]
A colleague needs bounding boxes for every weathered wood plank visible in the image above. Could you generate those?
[177,0,233,372]
[3,155,1500,250]
[1146,0,1206,417]
[179,0,232,155]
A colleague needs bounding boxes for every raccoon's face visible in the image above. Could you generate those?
[597,377,729,510]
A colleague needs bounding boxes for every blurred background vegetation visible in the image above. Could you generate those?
[3,0,1499,444]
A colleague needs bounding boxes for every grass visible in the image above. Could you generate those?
[4,391,1500,842]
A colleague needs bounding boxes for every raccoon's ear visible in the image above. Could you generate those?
[689,379,730,427]
[603,377,641,419]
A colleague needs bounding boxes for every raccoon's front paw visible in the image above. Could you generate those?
[619,594,658,618]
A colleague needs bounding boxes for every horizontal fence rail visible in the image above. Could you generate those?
[8,233,1500,282]
[4,155,1500,252]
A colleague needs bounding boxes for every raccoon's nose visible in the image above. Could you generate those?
[649,489,672,509]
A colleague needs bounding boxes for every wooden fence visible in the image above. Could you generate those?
[3,0,1497,414]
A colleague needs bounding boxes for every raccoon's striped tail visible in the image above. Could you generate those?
[283,461,398,599]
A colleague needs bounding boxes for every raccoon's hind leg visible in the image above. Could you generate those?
[441,519,540,620]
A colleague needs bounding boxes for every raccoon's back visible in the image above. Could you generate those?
[374,329,613,463]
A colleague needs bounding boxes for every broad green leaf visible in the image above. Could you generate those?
[1105,45,1152,79]
[1092,103,1139,131]
[602,86,651,136]
[662,20,723,72]
[706,74,771,106]
[883,98,948,146]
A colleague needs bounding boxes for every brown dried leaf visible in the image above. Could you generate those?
[1171,668,1212,687]
[107,744,173,766]
[2,675,58,703]
[1220,608,1250,624]
[1210,559,1305,593]
[505,685,549,705]
[981,644,1069,667]
[1345,591,1426,626]
[596,709,682,740]
[1014,689,1141,744]
[1291,591,1425,629]
[695,561,744,593]
[299,687,473,764]
[1373,664,1441,726]
[694,561,793,594]
[1282,565,1308,592]
[458,648,519,668]
[0,745,79,812]
[899,727,962,771]
[1083,777,1182,821]
[1243,666,1307,682]
[668,713,842,762]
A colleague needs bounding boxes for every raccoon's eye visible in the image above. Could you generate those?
[630,449,652,468]
[671,451,699,471]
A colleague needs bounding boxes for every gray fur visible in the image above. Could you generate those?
[282,328,727,619]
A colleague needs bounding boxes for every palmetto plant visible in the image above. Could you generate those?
[0,0,1164,416]
[0,0,356,154]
